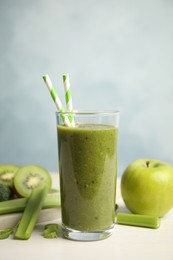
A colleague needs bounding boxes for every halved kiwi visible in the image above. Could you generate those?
[0,164,19,187]
[14,165,52,198]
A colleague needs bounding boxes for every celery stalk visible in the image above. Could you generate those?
[117,213,160,229]
[0,194,60,215]
[15,186,49,240]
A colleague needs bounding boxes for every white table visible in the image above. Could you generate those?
[1,174,173,260]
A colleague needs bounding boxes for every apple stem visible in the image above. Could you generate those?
[146,161,150,168]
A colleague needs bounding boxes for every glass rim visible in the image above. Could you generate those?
[56,110,120,116]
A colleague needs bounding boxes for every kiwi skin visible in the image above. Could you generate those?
[14,165,52,198]
[0,164,19,187]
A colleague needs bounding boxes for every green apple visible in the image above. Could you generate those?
[121,159,173,217]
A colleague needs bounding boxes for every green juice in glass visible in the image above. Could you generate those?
[58,123,118,232]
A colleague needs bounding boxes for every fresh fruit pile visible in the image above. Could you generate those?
[0,164,60,240]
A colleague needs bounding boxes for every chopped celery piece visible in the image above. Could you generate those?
[0,194,60,215]
[15,186,49,240]
[43,224,60,239]
[117,213,160,229]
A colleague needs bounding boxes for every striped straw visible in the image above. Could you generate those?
[43,75,71,127]
[62,74,75,127]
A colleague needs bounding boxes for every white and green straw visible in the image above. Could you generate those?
[43,75,71,127]
[62,74,75,127]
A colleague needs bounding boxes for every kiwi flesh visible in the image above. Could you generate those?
[14,165,52,198]
[0,164,19,187]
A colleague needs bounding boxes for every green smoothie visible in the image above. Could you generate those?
[58,123,118,231]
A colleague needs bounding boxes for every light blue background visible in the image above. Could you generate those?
[0,0,173,175]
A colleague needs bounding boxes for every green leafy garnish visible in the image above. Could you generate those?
[0,228,13,239]
[0,222,19,240]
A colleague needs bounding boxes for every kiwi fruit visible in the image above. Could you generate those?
[0,164,19,187]
[14,165,52,198]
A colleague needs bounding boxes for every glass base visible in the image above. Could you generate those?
[61,224,115,241]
